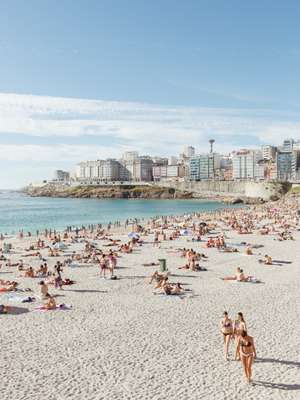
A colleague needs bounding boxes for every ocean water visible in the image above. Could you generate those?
[0,191,238,234]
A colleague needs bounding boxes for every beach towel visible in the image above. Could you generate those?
[34,304,72,312]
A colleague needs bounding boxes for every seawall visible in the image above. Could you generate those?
[156,180,289,200]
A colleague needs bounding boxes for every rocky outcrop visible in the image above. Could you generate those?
[23,184,195,200]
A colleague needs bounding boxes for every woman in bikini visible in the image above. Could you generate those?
[233,312,247,360]
[237,330,256,383]
[220,311,233,360]
[99,254,107,278]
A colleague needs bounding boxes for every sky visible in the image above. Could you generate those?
[1,0,300,188]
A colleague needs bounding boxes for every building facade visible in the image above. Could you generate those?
[276,151,292,181]
[189,154,217,180]
[232,150,264,180]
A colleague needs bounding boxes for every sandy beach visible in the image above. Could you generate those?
[1,202,300,400]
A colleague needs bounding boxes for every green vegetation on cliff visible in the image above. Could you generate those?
[23,184,194,200]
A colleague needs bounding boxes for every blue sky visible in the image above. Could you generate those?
[0,0,300,188]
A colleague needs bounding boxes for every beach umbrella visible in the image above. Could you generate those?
[128,232,140,239]
[180,229,189,236]
[53,242,67,249]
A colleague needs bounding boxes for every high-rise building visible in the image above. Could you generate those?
[232,150,264,180]
[189,154,217,180]
[53,170,70,182]
[183,146,195,158]
[122,151,139,162]
[291,150,300,181]
[75,159,122,182]
[261,145,277,161]
[282,139,294,152]
[152,165,185,181]
[276,151,292,181]
[121,157,153,181]
[168,156,178,165]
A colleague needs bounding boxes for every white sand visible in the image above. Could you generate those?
[1,219,300,399]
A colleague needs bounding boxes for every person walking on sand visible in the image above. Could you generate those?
[233,312,247,360]
[99,254,108,278]
[220,311,233,360]
[237,330,256,383]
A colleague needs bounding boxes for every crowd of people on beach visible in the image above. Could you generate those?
[1,195,299,384]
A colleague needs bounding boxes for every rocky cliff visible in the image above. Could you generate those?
[23,184,195,200]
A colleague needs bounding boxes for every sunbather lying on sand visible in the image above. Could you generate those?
[0,281,18,291]
[221,268,260,283]
[258,255,273,265]
[161,282,183,295]
[220,247,239,253]
[0,304,9,314]
[142,262,159,267]
[222,267,249,282]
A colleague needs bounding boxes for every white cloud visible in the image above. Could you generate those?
[0,92,300,188]
[0,144,123,163]
[0,92,299,157]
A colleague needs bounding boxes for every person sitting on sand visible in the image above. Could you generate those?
[220,311,233,361]
[43,296,57,310]
[36,263,48,277]
[149,271,168,288]
[39,281,50,299]
[24,267,35,278]
[245,247,253,255]
[237,330,256,383]
[264,254,272,265]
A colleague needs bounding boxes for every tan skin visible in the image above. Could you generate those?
[237,332,257,383]
[44,296,56,310]
[220,313,233,360]
[233,315,247,360]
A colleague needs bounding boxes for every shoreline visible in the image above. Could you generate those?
[0,192,244,236]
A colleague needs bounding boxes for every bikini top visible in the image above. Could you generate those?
[223,321,231,328]
[240,339,251,348]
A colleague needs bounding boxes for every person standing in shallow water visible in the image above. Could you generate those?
[237,330,256,384]
[220,311,233,360]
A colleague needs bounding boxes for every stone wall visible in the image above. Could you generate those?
[156,180,286,200]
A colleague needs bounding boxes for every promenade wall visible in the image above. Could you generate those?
[156,180,285,200]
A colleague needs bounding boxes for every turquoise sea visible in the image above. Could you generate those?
[0,191,238,234]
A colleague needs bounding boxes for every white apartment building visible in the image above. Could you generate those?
[122,151,139,162]
[153,165,185,181]
[75,160,121,182]
[121,158,153,181]
[232,150,264,180]
[183,146,195,158]
[261,145,277,160]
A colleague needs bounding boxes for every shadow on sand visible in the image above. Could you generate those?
[255,357,300,368]
[4,306,30,315]
[253,381,300,391]
[65,289,107,294]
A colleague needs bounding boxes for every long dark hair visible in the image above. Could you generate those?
[238,312,245,323]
